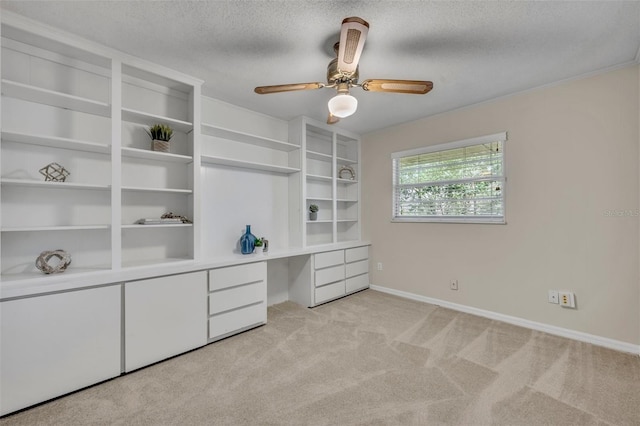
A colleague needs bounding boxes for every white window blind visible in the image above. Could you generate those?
[392,132,506,223]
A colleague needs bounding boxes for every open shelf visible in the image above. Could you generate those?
[201,154,300,174]
[1,225,110,232]
[306,174,332,182]
[122,108,193,133]
[122,147,192,163]
[307,150,332,161]
[122,223,192,229]
[2,79,111,117]
[121,186,192,194]
[337,178,358,184]
[1,131,111,154]
[0,179,110,191]
[202,123,299,152]
[337,156,358,165]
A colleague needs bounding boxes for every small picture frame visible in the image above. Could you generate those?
[338,165,356,180]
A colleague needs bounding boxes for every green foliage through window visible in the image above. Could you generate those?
[392,133,506,223]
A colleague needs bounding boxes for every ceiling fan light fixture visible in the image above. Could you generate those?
[328,93,358,118]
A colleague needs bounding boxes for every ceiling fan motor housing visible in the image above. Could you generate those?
[327,51,358,85]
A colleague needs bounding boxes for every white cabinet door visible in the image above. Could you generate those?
[125,271,207,372]
[0,286,121,416]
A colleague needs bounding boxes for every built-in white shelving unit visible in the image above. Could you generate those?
[119,62,200,268]
[0,13,360,281]
[288,117,361,247]
[1,19,114,277]
[1,14,202,279]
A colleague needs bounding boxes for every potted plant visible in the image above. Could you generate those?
[254,237,264,253]
[309,204,319,221]
[146,124,173,152]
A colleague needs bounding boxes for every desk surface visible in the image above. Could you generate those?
[1,241,371,300]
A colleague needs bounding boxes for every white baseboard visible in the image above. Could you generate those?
[370,285,640,356]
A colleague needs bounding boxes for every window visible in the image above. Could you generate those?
[392,132,506,223]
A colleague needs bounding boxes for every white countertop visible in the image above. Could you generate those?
[1,241,371,300]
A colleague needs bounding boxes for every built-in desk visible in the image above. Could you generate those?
[0,241,370,416]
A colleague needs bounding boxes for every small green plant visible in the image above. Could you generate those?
[146,124,173,142]
[309,204,319,213]
[254,238,263,247]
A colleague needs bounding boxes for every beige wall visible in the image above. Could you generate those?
[362,65,640,345]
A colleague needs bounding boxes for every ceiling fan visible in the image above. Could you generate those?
[254,17,434,125]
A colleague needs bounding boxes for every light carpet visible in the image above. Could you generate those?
[1,289,639,425]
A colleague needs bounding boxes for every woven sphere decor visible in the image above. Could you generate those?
[35,249,71,274]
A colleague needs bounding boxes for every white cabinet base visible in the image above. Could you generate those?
[125,271,207,372]
[208,262,267,342]
[0,286,121,416]
[289,245,370,307]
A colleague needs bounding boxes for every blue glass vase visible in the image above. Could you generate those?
[240,225,256,254]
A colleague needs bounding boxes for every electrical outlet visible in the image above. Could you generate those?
[559,291,576,308]
[450,279,458,290]
[548,290,559,304]
[377,262,383,271]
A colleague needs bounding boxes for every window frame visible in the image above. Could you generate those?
[391,132,507,224]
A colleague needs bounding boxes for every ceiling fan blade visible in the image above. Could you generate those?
[337,17,369,76]
[254,82,325,94]
[327,113,340,125]
[361,79,433,94]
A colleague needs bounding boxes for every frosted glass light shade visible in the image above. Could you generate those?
[328,94,358,118]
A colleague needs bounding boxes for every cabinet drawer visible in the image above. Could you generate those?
[315,281,346,304]
[346,273,369,293]
[209,262,266,292]
[208,302,266,341]
[345,246,369,263]
[315,264,345,287]
[346,259,368,278]
[209,281,265,315]
[314,250,344,269]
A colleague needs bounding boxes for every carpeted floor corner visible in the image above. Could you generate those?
[2,289,639,425]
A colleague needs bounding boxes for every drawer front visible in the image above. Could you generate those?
[315,264,345,287]
[315,281,346,304]
[345,259,368,278]
[208,302,266,341]
[209,262,266,292]
[209,281,265,315]
[346,273,369,293]
[345,246,369,263]
[314,250,344,269]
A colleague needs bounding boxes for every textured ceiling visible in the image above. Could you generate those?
[2,1,640,135]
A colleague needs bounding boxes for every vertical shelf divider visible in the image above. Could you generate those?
[111,59,122,270]
[190,84,202,261]
[332,131,338,244]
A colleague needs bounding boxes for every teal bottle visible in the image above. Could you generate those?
[240,225,256,254]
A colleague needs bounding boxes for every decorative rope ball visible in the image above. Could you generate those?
[36,249,71,274]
